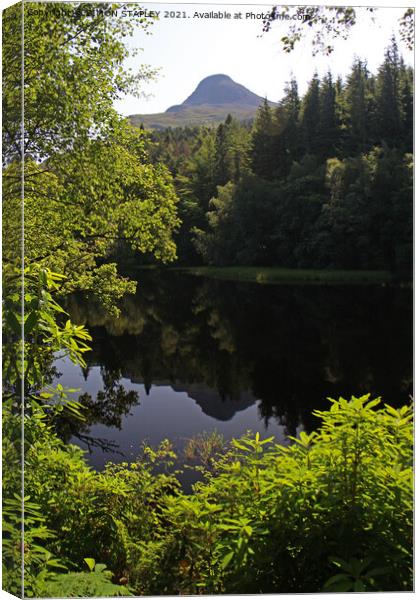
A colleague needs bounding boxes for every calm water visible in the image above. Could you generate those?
[54,270,412,470]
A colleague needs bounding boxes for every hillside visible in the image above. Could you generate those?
[129,74,275,129]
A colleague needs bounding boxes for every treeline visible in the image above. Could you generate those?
[145,39,412,272]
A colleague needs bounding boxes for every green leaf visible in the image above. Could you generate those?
[221,551,234,570]
[232,440,249,452]
[24,311,39,334]
[84,558,96,572]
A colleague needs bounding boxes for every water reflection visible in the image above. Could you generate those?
[57,270,412,467]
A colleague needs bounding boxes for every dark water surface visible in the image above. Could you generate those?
[54,270,412,469]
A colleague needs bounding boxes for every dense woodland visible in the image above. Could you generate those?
[133,40,412,273]
[2,3,413,597]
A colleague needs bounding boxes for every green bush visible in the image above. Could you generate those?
[3,395,413,596]
[37,560,132,598]
[143,395,412,594]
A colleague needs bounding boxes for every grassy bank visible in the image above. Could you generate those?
[174,266,395,285]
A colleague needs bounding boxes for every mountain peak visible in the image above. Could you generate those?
[200,74,233,82]
[130,75,276,129]
[166,74,266,113]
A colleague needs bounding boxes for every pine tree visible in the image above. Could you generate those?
[249,99,277,179]
[344,58,371,153]
[319,71,340,158]
[274,77,301,176]
[375,37,403,146]
[300,73,321,155]
[399,62,413,152]
[214,115,233,187]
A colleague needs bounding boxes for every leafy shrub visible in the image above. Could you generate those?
[139,395,413,594]
[37,560,131,598]
[2,494,66,597]
[37,570,130,598]
[3,395,413,596]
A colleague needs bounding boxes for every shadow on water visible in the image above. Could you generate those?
[55,269,412,472]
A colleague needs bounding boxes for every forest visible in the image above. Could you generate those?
[2,3,413,597]
[136,41,413,273]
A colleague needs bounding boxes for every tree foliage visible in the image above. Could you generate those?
[2,3,179,312]
[3,2,155,164]
[262,6,414,55]
[2,4,179,595]
[174,40,412,272]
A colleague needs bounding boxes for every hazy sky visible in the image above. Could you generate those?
[113,2,414,116]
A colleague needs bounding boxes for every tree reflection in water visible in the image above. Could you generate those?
[60,270,412,457]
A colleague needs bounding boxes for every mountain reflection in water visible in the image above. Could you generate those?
[55,270,412,469]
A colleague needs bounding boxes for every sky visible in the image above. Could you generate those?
[112,2,414,116]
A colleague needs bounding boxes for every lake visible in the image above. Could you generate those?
[54,270,412,470]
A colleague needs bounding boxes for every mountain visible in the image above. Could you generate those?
[129,74,275,130]
[166,74,266,112]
